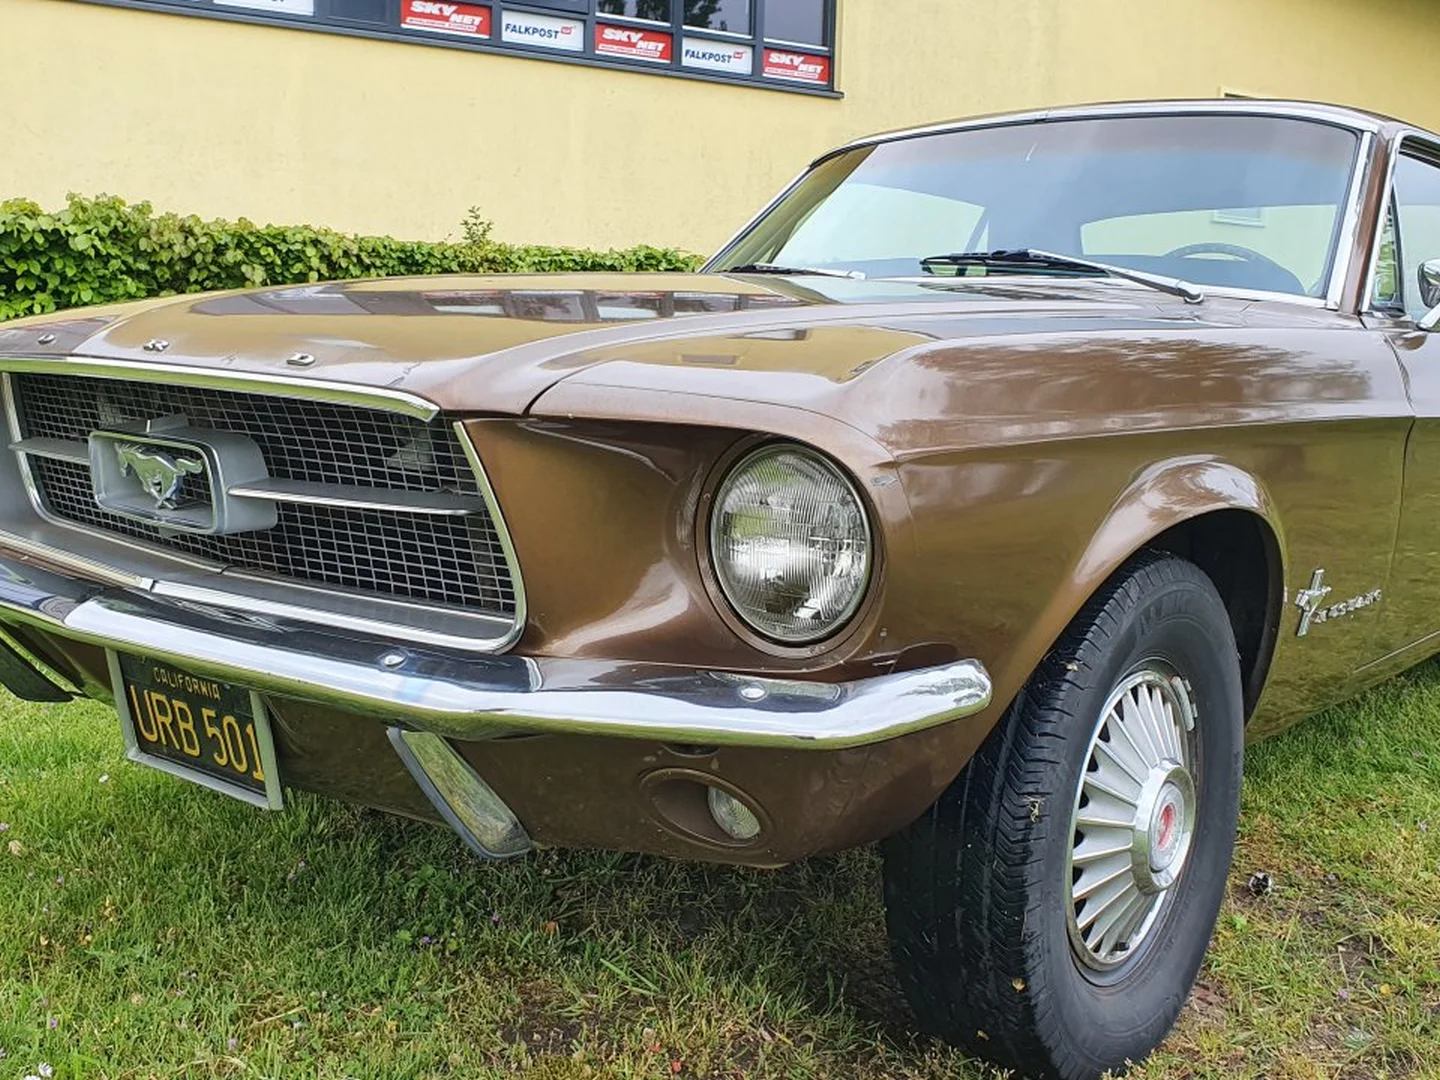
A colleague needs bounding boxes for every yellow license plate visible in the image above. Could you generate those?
[110,653,283,810]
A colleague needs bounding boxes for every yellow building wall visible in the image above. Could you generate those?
[4,0,1440,254]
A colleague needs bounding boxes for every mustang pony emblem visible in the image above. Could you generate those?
[114,442,205,511]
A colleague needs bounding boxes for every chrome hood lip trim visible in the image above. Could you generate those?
[0,355,441,420]
[0,554,993,751]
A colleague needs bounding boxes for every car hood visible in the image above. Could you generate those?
[0,272,1252,414]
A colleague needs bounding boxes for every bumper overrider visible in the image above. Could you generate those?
[0,553,993,862]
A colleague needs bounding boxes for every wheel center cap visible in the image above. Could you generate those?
[1150,786,1185,871]
[1130,765,1196,892]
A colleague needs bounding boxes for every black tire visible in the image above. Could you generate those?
[881,552,1244,1080]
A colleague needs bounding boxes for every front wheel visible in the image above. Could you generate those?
[881,552,1244,1080]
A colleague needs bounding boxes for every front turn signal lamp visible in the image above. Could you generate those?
[707,786,763,842]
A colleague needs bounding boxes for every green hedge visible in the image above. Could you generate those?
[0,194,703,321]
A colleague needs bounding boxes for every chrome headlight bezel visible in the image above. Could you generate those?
[705,441,874,647]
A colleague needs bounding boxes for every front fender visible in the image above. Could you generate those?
[892,447,1290,769]
[999,457,1283,722]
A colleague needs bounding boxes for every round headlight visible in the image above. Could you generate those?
[709,444,872,644]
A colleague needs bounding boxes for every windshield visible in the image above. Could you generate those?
[713,114,1362,298]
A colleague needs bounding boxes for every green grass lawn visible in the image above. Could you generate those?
[1,666,1438,1080]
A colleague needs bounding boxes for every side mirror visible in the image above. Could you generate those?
[1421,259,1440,309]
[1421,259,1440,331]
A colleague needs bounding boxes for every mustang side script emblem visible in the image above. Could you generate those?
[114,442,204,511]
[1294,569,1382,637]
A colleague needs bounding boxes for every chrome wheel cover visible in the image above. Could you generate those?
[1066,662,1198,972]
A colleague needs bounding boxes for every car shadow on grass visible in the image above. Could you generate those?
[331,803,947,1069]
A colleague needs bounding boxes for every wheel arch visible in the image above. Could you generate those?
[1078,458,1284,720]
[1000,457,1285,723]
[1145,507,1283,719]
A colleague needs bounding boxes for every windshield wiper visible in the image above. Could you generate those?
[919,249,1204,304]
[725,263,867,280]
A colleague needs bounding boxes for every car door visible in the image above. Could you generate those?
[1365,136,1440,665]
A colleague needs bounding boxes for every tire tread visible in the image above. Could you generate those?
[882,551,1240,1080]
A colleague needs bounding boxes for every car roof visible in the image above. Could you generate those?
[822,99,1437,165]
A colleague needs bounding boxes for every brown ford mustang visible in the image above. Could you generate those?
[2,99,1439,1079]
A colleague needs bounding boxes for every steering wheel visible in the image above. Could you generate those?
[1161,242,1293,280]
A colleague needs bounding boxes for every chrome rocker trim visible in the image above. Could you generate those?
[0,554,993,751]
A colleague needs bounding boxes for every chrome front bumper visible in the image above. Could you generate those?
[0,554,993,751]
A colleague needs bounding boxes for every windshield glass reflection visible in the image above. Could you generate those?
[715,114,1360,298]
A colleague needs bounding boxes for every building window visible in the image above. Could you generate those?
[597,0,671,21]
[82,0,837,94]
[683,0,749,35]
[331,0,389,22]
[764,0,824,45]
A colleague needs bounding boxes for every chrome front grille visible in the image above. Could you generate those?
[8,373,518,622]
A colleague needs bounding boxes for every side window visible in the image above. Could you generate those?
[1371,201,1402,311]
[1391,151,1440,320]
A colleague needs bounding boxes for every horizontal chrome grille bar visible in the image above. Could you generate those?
[12,434,491,515]
[228,478,488,516]
[9,436,88,463]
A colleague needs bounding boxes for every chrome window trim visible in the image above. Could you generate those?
[824,101,1394,162]
[703,163,815,272]
[1328,131,1376,311]
[0,367,528,654]
[1360,129,1440,318]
